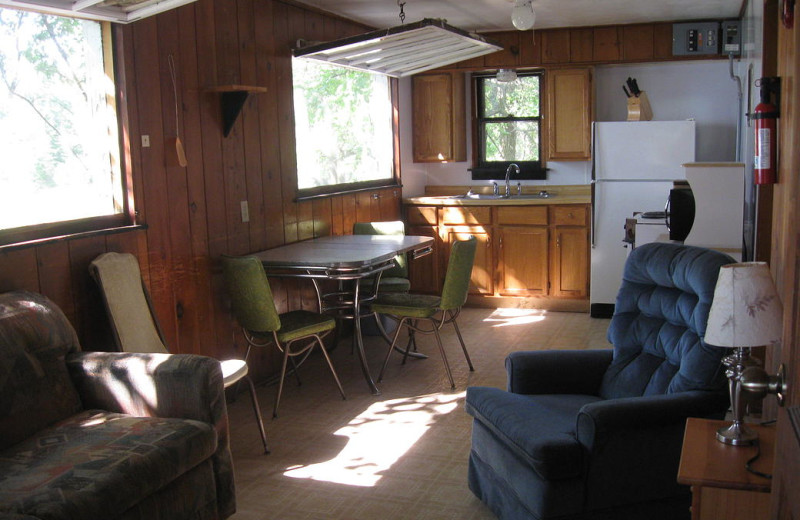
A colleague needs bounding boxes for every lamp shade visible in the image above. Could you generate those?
[705,262,783,348]
[512,0,536,31]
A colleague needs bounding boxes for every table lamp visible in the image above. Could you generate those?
[705,262,783,446]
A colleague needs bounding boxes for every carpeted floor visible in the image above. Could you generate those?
[225,307,611,519]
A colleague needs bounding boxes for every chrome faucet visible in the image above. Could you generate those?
[505,163,520,197]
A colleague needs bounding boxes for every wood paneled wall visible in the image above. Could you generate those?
[0,0,402,382]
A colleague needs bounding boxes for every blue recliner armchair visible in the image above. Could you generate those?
[465,243,734,520]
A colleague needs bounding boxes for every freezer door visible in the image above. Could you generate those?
[593,121,696,181]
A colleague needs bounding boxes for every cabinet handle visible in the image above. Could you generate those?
[568,212,574,219]
[557,237,561,248]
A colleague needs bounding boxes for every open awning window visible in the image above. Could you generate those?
[0,0,196,23]
[294,18,502,78]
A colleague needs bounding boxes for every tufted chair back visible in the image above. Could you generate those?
[599,243,735,399]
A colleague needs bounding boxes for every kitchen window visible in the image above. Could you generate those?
[0,8,128,246]
[472,71,545,180]
[292,58,398,197]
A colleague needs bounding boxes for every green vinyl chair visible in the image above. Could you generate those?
[90,252,269,454]
[371,236,477,389]
[220,255,346,419]
[353,220,411,294]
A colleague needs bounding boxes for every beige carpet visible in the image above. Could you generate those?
[226,307,611,519]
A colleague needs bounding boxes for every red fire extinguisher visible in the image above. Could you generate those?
[753,77,780,185]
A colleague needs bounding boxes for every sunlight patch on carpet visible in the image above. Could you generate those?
[484,308,547,327]
[283,391,464,487]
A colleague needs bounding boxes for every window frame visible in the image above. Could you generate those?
[471,70,546,181]
[292,63,401,200]
[0,19,134,248]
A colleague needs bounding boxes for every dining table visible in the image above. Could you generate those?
[251,234,434,395]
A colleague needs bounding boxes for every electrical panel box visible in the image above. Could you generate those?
[672,22,720,56]
[721,20,742,55]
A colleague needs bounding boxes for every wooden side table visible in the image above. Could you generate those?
[677,417,775,520]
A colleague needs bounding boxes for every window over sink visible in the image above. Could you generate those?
[472,71,545,181]
[291,58,398,197]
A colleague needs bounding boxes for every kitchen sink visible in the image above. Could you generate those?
[448,191,557,200]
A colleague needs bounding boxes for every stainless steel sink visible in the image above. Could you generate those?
[448,191,557,200]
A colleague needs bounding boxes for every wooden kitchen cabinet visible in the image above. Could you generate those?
[550,205,590,298]
[444,227,494,295]
[546,68,593,161]
[412,72,466,163]
[405,203,590,303]
[498,225,549,296]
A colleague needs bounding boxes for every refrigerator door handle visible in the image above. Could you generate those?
[591,123,597,247]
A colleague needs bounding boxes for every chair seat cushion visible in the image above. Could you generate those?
[371,293,441,319]
[466,386,602,480]
[220,358,248,388]
[276,310,336,343]
[0,410,217,519]
[360,276,411,294]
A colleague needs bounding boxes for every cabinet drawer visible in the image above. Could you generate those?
[406,206,438,225]
[551,205,588,226]
[497,206,548,225]
[441,206,491,225]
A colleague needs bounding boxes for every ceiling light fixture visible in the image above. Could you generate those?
[511,0,536,31]
[496,69,518,83]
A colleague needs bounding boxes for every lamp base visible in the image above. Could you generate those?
[716,422,759,446]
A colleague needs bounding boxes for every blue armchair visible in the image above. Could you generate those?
[465,243,734,520]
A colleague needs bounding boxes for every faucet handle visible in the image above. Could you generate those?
[492,182,499,195]
[517,182,522,195]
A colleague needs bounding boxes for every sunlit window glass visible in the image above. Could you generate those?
[292,59,394,190]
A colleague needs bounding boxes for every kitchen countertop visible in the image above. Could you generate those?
[404,184,591,206]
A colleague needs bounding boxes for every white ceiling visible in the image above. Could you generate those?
[295,0,743,33]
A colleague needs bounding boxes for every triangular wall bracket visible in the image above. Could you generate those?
[205,85,268,137]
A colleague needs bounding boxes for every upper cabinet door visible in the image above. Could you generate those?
[546,67,593,161]
[412,72,466,163]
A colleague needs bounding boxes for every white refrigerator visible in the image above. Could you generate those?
[590,120,696,318]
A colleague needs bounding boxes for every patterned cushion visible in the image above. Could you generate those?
[0,410,217,520]
[0,291,83,447]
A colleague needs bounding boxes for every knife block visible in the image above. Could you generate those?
[627,91,653,121]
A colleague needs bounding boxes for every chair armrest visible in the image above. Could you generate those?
[576,390,728,510]
[506,349,613,395]
[576,390,729,450]
[67,351,226,423]
[66,351,236,518]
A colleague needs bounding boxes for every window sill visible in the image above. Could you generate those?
[0,224,147,253]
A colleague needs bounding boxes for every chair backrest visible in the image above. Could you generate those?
[439,236,478,310]
[89,252,168,354]
[599,242,735,399]
[353,220,408,278]
[220,255,282,333]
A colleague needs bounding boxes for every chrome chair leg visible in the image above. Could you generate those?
[378,317,407,382]
[432,325,455,389]
[273,344,291,418]
[450,314,474,371]
[315,334,347,401]
[244,375,269,454]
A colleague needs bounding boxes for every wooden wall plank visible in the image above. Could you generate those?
[254,0,285,250]
[0,249,39,293]
[35,242,75,326]
[275,2,298,244]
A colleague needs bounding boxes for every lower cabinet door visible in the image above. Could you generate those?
[551,226,589,298]
[498,225,549,296]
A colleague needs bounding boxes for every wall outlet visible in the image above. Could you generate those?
[141,135,150,148]
[240,200,249,223]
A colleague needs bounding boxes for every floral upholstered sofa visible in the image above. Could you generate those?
[0,291,235,519]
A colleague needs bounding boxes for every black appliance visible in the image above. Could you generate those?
[665,181,695,241]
